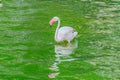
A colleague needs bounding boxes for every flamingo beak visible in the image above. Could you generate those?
[49,19,55,27]
[50,25,52,27]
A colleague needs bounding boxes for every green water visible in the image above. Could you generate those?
[0,0,120,80]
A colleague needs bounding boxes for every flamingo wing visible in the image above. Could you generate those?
[58,26,77,41]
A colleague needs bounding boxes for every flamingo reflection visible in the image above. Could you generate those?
[48,40,78,78]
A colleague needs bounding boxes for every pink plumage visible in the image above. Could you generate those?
[49,16,78,43]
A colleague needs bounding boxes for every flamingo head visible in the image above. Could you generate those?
[49,16,59,27]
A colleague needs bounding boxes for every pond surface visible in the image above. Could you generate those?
[0,0,120,80]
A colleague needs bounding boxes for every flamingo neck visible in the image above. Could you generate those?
[55,18,60,41]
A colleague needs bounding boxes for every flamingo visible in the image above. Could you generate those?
[49,16,78,43]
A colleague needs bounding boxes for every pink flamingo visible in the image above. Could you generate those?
[49,16,78,43]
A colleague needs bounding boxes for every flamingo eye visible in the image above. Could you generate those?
[53,17,59,21]
[53,18,57,21]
